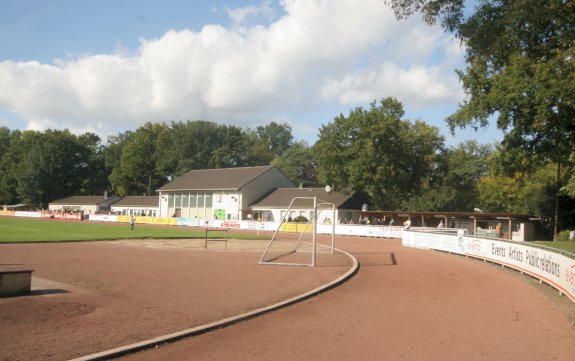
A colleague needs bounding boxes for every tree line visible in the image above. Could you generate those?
[1,96,573,236]
[2,0,574,237]
[383,0,575,238]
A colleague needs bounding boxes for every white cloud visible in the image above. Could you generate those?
[226,0,275,27]
[321,62,463,108]
[0,0,465,142]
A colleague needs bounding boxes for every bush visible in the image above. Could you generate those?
[555,230,573,242]
[293,215,309,223]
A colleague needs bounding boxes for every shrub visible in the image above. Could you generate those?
[555,230,573,242]
[293,215,309,223]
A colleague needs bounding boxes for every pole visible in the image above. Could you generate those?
[331,204,336,254]
[312,196,317,267]
[554,162,560,240]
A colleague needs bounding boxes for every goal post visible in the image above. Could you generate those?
[259,196,336,267]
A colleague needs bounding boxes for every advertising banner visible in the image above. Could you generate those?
[14,211,41,218]
[403,231,575,303]
[41,212,82,220]
[89,214,118,222]
[177,218,206,227]
[118,216,177,225]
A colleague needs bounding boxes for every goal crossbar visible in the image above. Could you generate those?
[259,196,336,267]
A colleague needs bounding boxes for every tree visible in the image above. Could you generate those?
[255,122,294,158]
[386,0,574,151]
[313,97,445,210]
[407,140,492,211]
[10,129,101,208]
[76,132,108,195]
[386,0,575,236]
[109,123,167,196]
[0,128,21,205]
[442,140,491,210]
[476,145,573,233]
[271,141,318,187]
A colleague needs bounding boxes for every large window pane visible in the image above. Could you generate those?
[198,193,204,208]
[182,193,189,207]
[205,193,212,207]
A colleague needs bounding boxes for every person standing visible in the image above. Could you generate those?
[496,223,503,238]
[130,216,135,231]
[403,218,411,230]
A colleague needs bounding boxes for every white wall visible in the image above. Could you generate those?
[402,230,575,304]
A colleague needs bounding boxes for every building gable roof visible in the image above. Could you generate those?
[157,166,280,192]
[111,196,159,208]
[250,188,361,208]
[49,195,119,206]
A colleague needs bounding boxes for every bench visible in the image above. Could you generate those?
[204,228,228,250]
[0,265,34,296]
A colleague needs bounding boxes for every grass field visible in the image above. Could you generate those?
[0,217,260,243]
[534,240,575,254]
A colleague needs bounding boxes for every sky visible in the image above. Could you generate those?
[0,0,501,146]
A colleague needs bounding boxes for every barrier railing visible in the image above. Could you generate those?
[403,230,575,304]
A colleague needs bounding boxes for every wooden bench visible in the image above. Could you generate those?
[0,265,34,296]
[204,228,228,250]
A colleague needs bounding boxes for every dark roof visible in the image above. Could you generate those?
[251,188,358,208]
[112,196,159,207]
[50,196,117,206]
[157,166,279,192]
[4,204,33,210]
[359,210,539,221]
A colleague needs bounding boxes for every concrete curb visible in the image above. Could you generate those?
[69,248,359,361]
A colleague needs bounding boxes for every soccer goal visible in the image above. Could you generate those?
[259,196,336,267]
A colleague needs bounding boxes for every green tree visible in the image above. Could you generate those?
[76,132,108,195]
[12,129,101,208]
[476,145,572,233]
[154,120,270,181]
[271,141,318,187]
[313,97,445,210]
[443,140,491,210]
[407,140,492,211]
[0,128,21,205]
[109,122,167,196]
[386,0,575,236]
[255,121,294,158]
[209,124,251,168]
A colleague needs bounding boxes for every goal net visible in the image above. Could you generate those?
[259,196,336,267]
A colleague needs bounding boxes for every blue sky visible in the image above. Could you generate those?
[0,0,500,146]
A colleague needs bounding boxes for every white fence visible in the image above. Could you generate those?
[6,211,575,303]
[403,230,575,303]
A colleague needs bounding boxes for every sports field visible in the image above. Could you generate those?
[1,218,575,360]
[0,217,256,243]
[2,233,574,361]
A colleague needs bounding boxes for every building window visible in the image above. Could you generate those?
[190,193,197,207]
[168,194,174,208]
[198,193,204,208]
[205,193,212,207]
[182,193,189,207]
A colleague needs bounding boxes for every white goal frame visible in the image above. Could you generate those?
[259,196,336,267]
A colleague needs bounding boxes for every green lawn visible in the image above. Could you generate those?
[534,240,575,255]
[0,217,260,243]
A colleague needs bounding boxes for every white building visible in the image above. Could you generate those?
[250,187,369,223]
[48,195,121,214]
[156,166,295,220]
[110,196,159,217]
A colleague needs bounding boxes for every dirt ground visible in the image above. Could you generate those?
[1,234,575,361]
